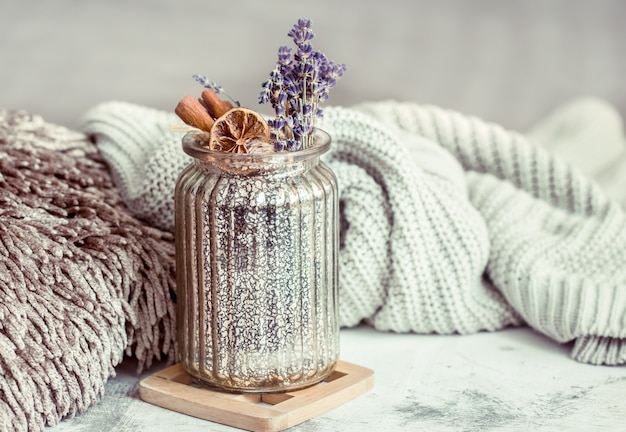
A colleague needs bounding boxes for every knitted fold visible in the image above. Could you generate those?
[80,100,626,366]
[348,101,626,359]
[81,101,186,230]
[319,110,522,333]
[572,336,626,365]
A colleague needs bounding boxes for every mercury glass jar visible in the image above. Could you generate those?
[175,130,339,393]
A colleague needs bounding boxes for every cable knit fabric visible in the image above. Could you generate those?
[81,100,626,366]
[81,103,182,230]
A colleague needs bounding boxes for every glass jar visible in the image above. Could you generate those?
[175,130,339,393]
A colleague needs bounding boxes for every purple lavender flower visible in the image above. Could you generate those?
[287,18,314,45]
[278,46,293,65]
[285,139,300,151]
[192,74,240,107]
[259,82,272,104]
[192,74,223,93]
[259,18,345,151]
[274,140,287,152]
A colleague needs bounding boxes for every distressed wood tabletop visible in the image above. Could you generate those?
[51,327,626,431]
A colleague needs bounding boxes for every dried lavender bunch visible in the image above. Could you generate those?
[259,18,346,151]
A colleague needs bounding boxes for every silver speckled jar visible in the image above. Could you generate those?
[175,130,339,393]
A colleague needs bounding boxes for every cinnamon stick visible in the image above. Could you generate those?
[175,96,214,132]
[199,89,233,119]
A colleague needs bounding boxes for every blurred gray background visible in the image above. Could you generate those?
[0,0,624,131]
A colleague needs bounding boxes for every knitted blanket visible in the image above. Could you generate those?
[82,100,626,368]
[0,111,176,431]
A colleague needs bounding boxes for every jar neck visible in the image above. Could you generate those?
[182,129,331,176]
[193,156,322,177]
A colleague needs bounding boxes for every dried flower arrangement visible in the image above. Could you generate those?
[175,18,345,154]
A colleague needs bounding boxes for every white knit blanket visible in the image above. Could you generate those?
[82,100,626,366]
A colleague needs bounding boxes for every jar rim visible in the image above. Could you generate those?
[182,129,331,164]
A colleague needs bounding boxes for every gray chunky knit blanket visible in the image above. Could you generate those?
[82,100,626,367]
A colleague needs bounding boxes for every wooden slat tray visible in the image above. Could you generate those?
[138,360,374,432]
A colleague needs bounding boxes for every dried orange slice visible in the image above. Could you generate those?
[209,107,270,153]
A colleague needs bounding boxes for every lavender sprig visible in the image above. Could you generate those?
[193,74,240,107]
[260,18,345,151]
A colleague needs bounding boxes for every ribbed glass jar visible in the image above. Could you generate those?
[175,130,339,393]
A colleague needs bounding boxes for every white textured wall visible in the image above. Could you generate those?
[0,0,624,130]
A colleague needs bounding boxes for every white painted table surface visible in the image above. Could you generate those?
[49,326,626,432]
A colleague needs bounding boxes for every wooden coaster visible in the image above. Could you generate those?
[139,360,374,432]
